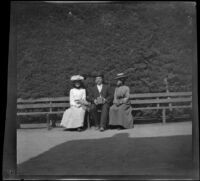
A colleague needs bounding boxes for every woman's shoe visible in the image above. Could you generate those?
[117,126,124,130]
[77,128,83,132]
[100,127,105,132]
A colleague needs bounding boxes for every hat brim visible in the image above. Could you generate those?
[114,75,128,80]
[93,72,104,78]
[71,79,83,82]
[93,75,104,78]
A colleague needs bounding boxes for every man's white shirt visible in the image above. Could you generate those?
[97,84,103,93]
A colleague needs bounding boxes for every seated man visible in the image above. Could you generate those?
[88,72,113,131]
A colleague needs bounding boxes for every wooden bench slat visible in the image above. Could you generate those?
[17,103,70,109]
[17,92,192,103]
[130,97,192,104]
[17,97,69,103]
[17,111,65,116]
[130,92,192,98]
[17,97,192,109]
[133,114,191,120]
[132,105,192,110]
[17,112,49,115]
[17,105,192,115]
[17,105,192,116]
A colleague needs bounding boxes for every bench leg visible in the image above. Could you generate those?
[51,120,56,127]
[17,119,21,129]
[162,109,166,124]
[131,109,134,128]
[87,113,90,129]
[47,114,51,130]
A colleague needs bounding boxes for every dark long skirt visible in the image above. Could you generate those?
[109,104,133,129]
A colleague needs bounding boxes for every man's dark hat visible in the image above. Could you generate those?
[80,74,88,80]
[114,73,128,80]
[93,72,104,78]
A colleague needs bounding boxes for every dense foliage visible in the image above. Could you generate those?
[16,2,195,98]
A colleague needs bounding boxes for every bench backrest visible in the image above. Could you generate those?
[17,92,192,116]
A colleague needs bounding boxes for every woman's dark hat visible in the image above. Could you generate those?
[114,73,128,80]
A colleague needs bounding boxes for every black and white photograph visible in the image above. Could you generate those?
[3,1,199,180]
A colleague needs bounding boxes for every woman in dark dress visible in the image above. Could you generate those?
[109,73,133,129]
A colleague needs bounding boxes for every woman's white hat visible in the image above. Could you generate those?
[70,75,84,81]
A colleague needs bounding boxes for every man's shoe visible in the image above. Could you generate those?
[100,127,105,132]
[117,126,125,130]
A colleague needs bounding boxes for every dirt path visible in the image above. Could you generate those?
[17,121,192,165]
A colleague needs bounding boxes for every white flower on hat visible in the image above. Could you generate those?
[115,72,128,79]
[117,73,125,76]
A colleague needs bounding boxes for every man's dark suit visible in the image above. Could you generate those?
[88,84,113,129]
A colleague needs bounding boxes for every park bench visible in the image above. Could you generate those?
[17,92,192,129]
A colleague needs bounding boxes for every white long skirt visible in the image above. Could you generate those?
[60,106,85,128]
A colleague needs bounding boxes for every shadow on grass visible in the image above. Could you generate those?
[17,133,194,178]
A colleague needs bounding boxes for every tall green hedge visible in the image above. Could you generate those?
[16,2,194,98]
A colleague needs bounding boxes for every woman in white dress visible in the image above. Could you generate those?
[60,75,89,131]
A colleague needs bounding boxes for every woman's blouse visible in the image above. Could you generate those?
[113,85,130,104]
[69,88,86,107]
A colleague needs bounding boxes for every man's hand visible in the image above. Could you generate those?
[102,97,106,104]
[94,99,98,105]
[95,97,106,105]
